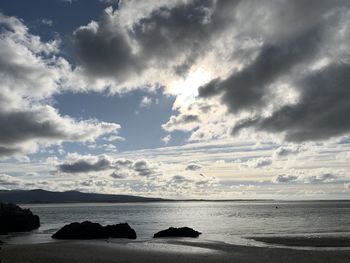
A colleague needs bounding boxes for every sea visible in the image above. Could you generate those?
[3,201,350,246]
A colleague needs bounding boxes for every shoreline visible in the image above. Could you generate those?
[1,238,350,263]
[250,236,350,248]
[2,231,350,247]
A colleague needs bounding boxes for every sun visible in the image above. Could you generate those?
[170,67,212,105]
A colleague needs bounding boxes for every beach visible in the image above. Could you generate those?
[1,238,350,263]
[2,201,350,262]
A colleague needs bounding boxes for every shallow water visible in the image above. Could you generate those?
[3,201,350,245]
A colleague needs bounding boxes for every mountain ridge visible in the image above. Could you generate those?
[0,189,167,204]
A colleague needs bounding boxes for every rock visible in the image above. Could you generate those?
[153,227,201,238]
[0,203,40,234]
[52,221,106,239]
[52,221,137,240]
[105,223,137,239]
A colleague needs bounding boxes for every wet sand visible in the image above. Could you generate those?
[1,238,350,263]
[251,236,350,247]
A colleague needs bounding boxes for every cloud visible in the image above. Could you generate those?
[140,96,153,108]
[273,171,341,184]
[0,173,54,190]
[244,157,272,168]
[273,174,298,184]
[139,96,158,108]
[0,13,121,157]
[0,146,19,157]
[199,23,324,113]
[104,135,126,142]
[58,155,112,173]
[0,14,62,100]
[305,173,338,183]
[70,1,238,92]
[162,114,200,132]
[55,154,158,177]
[132,160,155,176]
[69,1,350,143]
[0,173,23,188]
[185,163,202,171]
[168,173,216,190]
[203,2,350,142]
[161,134,171,145]
[233,63,350,142]
[52,153,218,196]
[0,105,119,152]
[110,171,128,179]
[171,175,191,184]
[273,145,303,158]
[73,7,139,80]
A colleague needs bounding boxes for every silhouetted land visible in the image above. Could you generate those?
[0,189,275,204]
[0,189,166,204]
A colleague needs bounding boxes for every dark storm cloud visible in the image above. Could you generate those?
[233,63,350,142]
[58,156,112,173]
[199,24,324,112]
[0,110,70,144]
[73,0,239,79]
[0,106,118,156]
[200,1,350,142]
[132,0,215,65]
[73,8,140,79]
[0,146,19,156]
[56,155,157,177]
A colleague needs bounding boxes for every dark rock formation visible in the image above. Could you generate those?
[153,227,201,238]
[105,223,137,239]
[52,221,137,240]
[0,203,40,234]
[52,221,105,239]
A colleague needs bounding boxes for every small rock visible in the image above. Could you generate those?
[153,227,201,238]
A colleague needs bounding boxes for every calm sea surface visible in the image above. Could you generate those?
[4,201,350,245]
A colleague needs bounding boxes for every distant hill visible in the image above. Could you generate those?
[0,189,167,204]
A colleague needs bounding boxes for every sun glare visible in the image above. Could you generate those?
[170,67,212,105]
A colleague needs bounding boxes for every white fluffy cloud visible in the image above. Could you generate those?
[0,13,121,157]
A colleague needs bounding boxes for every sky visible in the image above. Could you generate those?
[0,0,350,200]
